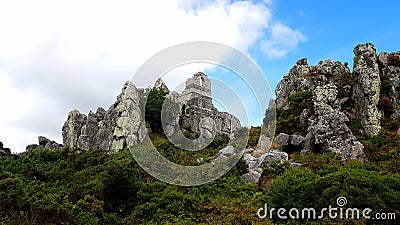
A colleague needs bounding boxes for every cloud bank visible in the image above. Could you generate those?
[0,0,305,152]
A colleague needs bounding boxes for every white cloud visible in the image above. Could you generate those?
[261,23,307,60]
[0,0,305,152]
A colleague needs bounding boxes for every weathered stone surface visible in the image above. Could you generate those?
[153,78,169,93]
[276,58,312,110]
[275,133,290,147]
[352,43,382,136]
[61,73,239,152]
[273,46,372,161]
[62,110,86,147]
[314,83,339,116]
[62,81,145,152]
[310,111,365,161]
[302,131,315,154]
[26,136,63,152]
[274,133,305,150]
[0,141,11,156]
[257,135,272,152]
[276,58,351,111]
[199,117,215,140]
[300,108,311,128]
[378,51,400,117]
[241,149,289,183]
[111,81,145,151]
[257,149,289,168]
[218,145,235,157]
[290,162,303,168]
[179,73,240,137]
[290,134,305,146]
[241,170,262,183]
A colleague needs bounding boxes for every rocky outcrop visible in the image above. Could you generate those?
[275,58,352,111]
[275,48,366,160]
[273,43,400,160]
[177,73,241,137]
[352,43,382,136]
[241,147,289,184]
[61,73,239,151]
[240,134,291,184]
[26,136,63,152]
[62,81,146,152]
[0,141,11,156]
[378,51,400,117]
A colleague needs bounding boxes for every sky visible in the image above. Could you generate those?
[0,0,399,153]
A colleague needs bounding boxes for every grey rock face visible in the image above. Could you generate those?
[275,133,290,147]
[111,81,144,151]
[352,43,382,136]
[276,58,351,111]
[274,133,305,150]
[300,108,311,128]
[199,117,216,140]
[378,52,400,117]
[258,149,289,168]
[62,81,145,152]
[0,141,11,156]
[62,110,86,148]
[241,170,262,183]
[273,49,367,161]
[241,149,289,183]
[217,145,235,157]
[276,58,312,110]
[179,73,241,137]
[62,73,239,152]
[26,136,63,152]
[314,84,339,116]
[310,111,365,161]
[256,135,272,152]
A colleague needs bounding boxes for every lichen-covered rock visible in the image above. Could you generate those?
[179,73,241,137]
[241,149,289,183]
[272,44,373,161]
[26,136,63,152]
[274,133,304,150]
[0,141,11,156]
[314,83,339,116]
[62,81,145,152]
[241,169,262,183]
[276,58,312,110]
[199,117,215,139]
[62,109,86,147]
[111,81,144,151]
[310,111,365,161]
[378,51,400,117]
[352,43,382,136]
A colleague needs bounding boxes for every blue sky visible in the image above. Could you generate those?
[0,0,399,152]
[254,0,400,93]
